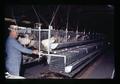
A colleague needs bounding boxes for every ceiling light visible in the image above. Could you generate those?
[22,20,31,24]
[4,17,16,22]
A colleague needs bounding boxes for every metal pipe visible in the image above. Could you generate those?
[32,6,42,61]
[37,12,49,26]
[65,6,70,42]
[47,5,60,64]
[32,6,40,23]
[47,25,52,64]
[49,5,60,26]
[76,25,78,35]
[111,69,115,79]
[41,53,66,65]
[38,24,42,60]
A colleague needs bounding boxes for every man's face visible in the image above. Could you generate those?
[12,31,18,38]
[10,25,19,38]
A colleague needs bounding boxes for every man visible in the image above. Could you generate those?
[5,25,38,76]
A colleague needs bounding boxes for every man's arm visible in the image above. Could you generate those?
[11,39,33,54]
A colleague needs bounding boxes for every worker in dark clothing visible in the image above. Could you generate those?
[5,25,38,76]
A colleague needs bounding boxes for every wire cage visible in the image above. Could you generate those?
[16,25,106,77]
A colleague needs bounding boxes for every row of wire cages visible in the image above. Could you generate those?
[17,23,105,65]
[16,24,103,51]
[30,28,104,51]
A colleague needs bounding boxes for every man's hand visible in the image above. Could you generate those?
[32,50,43,55]
[32,50,39,54]
[38,51,43,56]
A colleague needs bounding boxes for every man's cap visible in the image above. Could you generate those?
[8,25,19,31]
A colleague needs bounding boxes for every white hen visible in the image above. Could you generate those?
[18,34,31,45]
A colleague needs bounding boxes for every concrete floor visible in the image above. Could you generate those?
[23,48,115,79]
[74,49,115,79]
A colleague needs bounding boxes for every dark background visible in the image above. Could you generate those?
[4,5,114,45]
[1,0,118,80]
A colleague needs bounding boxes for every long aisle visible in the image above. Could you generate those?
[74,48,115,79]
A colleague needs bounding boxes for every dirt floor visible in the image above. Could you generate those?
[23,48,114,79]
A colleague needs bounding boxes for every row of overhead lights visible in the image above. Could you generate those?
[4,17,31,24]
